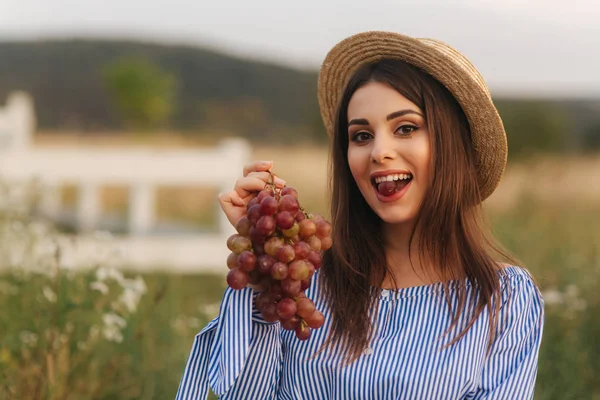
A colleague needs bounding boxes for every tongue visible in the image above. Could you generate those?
[377,180,409,196]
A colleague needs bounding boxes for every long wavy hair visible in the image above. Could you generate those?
[318,59,518,364]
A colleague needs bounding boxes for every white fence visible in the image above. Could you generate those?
[0,92,250,273]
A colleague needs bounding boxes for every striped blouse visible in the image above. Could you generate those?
[176,265,545,399]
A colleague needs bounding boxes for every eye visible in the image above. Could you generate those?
[350,131,373,142]
[396,125,419,136]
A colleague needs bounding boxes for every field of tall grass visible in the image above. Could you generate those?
[2,139,599,399]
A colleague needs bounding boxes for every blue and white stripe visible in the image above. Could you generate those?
[176,265,544,399]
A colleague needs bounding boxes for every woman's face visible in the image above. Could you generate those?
[347,81,431,225]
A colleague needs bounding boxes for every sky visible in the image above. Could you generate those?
[1,0,599,97]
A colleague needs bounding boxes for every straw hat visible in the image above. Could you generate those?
[318,31,507,200]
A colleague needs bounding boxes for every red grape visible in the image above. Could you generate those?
[249,227,266,244]
[248,270,261,285]
[293,241,311,260]
[277,298,297,320]
[276,244,295,263]
[281,187,298,198]
[227,252,239,269]
[307,251,322,269]
[256,215,275,236]
[307,236,322,252]
[315,220,332,239]
[298,219,317,239]
[255,292,273,311]
[295,325,311,340]
[271,262,289,280]
[260,196,278,215]
[236,217,252,237]
[300,278,311,290]
[247,204,262,224]
[281,223,299,238]
[264,236,284,257]
[310,213,325,223]
[288,260,310,280]
[227,268,248,290]
[223,180,333,341]
[269,281,284,301]
[304,310,325,329]
[281,315,300,331]
[296,297,316,319]
[247,197,259,209]
[281,277,301,296]
[276,211,295,230]
[279,195,299,214]
[262,303,279,322]
[237,251,257,272]
[257,189,273,202]
[227,234,239,251]
[321,237,333,251]
[256,255,276,275]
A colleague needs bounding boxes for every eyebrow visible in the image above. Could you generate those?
[348,109,424,127]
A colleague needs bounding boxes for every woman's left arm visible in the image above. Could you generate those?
[470,270,545,400]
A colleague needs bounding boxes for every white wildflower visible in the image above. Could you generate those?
[42,286,57,303]
[107,268,125,285]
[126,276,147,295]
[90,281,109,295]
[95,267,109,281]
[198,303,220,319]
[103,312,127,329]
[187,317,201,329]
[565,284,579,298]
[118,289,139,313]
[19,331,39,347]
[102,325,123,343]
[89,325,100,340]
[542,289,563,305]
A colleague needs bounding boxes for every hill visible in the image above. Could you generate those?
[0,39,322,142]
[0,39,599,149]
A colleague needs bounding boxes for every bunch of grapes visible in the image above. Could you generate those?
[225,176,332,340]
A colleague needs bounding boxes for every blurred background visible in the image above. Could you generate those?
[0,0,599,399]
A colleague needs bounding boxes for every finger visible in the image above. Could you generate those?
[228,190,246,207]
[233,176,274,197]
[246,171,287,188]
[243,160,273,177]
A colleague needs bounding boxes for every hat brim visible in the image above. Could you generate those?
[317,31,507,201]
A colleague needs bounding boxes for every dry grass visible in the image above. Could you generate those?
[37,132,600,225]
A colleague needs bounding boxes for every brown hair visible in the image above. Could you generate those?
[319,59,518,364]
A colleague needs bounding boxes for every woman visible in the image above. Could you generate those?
[176,31,545,399]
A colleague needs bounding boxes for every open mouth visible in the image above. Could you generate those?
[371,173,413,197]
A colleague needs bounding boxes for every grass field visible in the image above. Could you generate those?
[1,133,597,399]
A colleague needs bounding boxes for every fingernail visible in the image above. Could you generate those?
[260,160,273,165]
[275,178,286,185]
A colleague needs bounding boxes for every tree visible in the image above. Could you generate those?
[103,57,177,131]
[495,100,569,160]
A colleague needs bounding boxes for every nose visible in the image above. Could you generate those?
[370,132,396,164]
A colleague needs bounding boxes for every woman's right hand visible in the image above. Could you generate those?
[217,160,287,229]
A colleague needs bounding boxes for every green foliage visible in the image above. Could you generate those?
[1,181,599,399]
[103,57,177,131]
[582,122,600,152]
[489,197,600,399]
[0,40,319,139]
[495,100,570,160]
